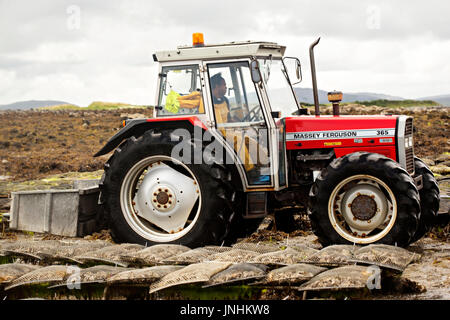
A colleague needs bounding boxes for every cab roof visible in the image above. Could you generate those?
[154,41,286,62]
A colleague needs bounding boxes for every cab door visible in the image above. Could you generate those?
[205,61,275,187]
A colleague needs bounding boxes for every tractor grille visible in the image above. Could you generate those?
[405,118,413,136]
[405,118,414,174]
[405,148,414,174]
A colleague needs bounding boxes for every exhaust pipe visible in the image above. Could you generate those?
[309,37,321,116]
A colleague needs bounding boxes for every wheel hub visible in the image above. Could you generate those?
[350,195,377,220]
[156,192,169,205]
[152,187,176,211]
[131,162,199,234]
[339,183,389,232]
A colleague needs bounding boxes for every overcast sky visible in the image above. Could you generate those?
[0,0,449,106]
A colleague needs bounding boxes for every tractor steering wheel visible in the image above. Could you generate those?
[241,105,263,123]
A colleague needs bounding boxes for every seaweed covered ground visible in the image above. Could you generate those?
[0,105,448,300]
[0,105,448,183]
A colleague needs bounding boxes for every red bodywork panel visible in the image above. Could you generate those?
[147,116,208,130]
[285,115,398,161]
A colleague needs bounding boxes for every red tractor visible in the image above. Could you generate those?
[95,35,440,248]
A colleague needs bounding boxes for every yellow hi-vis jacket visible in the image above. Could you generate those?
[213,96,258,172]
[164,90,204,114]
[177,91,204,113]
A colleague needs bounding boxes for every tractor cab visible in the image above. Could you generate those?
[153,34,303,189]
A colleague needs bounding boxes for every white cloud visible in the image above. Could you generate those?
[0,0,449,105]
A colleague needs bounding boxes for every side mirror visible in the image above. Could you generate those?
[250,60,262,83]
[283,57,302,85]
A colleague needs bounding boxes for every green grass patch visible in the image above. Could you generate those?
[348,99,441,108]
[38,102,153,111]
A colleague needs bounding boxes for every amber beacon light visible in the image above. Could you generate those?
[192,33,205,47]
[328,91,343,116]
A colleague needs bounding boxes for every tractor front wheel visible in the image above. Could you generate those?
[308,152,420,247]
[411,157,440,242]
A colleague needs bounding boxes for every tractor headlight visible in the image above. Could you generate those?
[405,136,413,148]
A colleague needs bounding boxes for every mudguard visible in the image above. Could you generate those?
[94,117,207,157]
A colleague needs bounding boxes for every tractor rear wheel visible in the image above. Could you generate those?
[411,157,440,242]
[100,129,240,247]
[308,152,420,247]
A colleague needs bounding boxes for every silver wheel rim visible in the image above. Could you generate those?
[120,155,201,242]
[328,174,397,244]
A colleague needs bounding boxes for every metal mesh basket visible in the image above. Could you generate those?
[0,263,41,284]
[349,244,419,271]
[121,244,191,266]
[263,264,327,285]
[298,265,374,291]
[1,240,113,265]
[74,243,144,267]
[306,245,358,266]
[106,265,184,285]
[232,243,281,254]
[288,245,319,260]
[203,246,234,253]
[207,249,261,263]
[64,265,127,288]
[202,263,267,288]
[50,241,114,264]
[149,261,231,294]
[250,248,309,266]
[52,240,113,258]
[162,248,215,265]
[0,240,63,262]
[4,265,73,290]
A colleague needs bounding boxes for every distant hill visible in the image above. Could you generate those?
[0,100,75,111]
[293,88,405,105]
[416,94,450,106]
[39,101,151,111]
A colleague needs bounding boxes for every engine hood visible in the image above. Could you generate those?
[284,115,399,150]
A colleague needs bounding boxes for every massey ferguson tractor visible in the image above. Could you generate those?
[95,34,440,248]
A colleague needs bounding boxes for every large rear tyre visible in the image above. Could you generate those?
[308,152,420,247]
[410,157,440,242]
[100,129,240,248]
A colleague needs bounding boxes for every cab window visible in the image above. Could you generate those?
[157,65,205,116]
[207,62,264,124]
